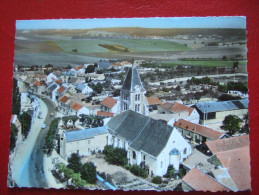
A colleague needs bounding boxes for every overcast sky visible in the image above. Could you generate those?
[16,17,246,30]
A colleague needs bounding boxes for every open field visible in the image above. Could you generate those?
[158,60,247,67]
[52,39,191,53]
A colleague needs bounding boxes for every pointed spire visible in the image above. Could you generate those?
[121,66,145,92]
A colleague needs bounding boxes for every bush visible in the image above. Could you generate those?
[103,145,127,166]
[67,153,82,173]
[9,124,18,152]
[152,176,162,184]
[44,118,60,153]
[128,165,148,178]
[164,165,175,178]
[80,162,97,184]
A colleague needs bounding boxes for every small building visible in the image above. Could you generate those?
[157,102,200,125]
[107,110,192,176]
[100,96,119,115]
[146,97,161,110]
[76,83,93,95]
[59,126,108,160]
[33,80,46,94]
[174,119,225,144]
[192,99,248,125]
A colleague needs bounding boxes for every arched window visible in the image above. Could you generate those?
[133,151,136,159]
[184,148,187,154]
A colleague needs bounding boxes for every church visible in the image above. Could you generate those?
[119,66,149,115]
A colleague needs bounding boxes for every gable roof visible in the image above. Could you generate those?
[174,119,223,140]
[121,66,145,92]
[97,111,114,117]
[74,65,85,71]
[194,99,248,113]
[58,86,66,94]
[33,80,42,86]
[59,95,69,103]
[100,96,117,108]
[215,146,251,191]
[70,102,83,111]
[76,83,86,91]
[107,110,173,157]
[66,126,108,142]
[182,167,229,192]
[160,102,194,115]
[205,135,249,154]
[147,97,161,106]
[47,83,58,92]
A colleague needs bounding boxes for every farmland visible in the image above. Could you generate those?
[51,39,191,54]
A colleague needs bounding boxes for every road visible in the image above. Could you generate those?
[19,95,56,188]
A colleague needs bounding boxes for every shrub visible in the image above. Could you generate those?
[129,165,148,178]
[103,145,127,166]
[152,176,162,184]
[164,165,175,178]
[67,153,82,173]
[81,162,97,184]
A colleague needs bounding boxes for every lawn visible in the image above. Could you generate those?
[158,60,247,67]
[52,39,190,54]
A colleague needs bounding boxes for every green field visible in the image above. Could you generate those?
[158,60,247,67]
[52,39,191,54]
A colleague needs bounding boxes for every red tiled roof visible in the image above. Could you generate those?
[182,167,229,192]
[205,135,250,154]
[97,111,114,117]
[51,77,62,85]
[216,146,251,191]
[160,102,194,115]
[33,80,42,86]
[147,97,161,106]
[174,119,223,140]
[70,102,83,111]
[100,97,117,108]
[58,86,66,94]
[59,96,69,103]
[74,65,85,71]
[112,62,123,66]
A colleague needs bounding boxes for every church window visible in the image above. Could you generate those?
[138,94,140,101]
[135,94,138,101]
[135,105,137,111]
[123,93,128,100]
[133,151,136,159]
[124,103,128,110]
[138,104,140,111]
[184,148,187,154]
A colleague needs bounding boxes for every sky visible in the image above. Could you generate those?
[16,17,246,30]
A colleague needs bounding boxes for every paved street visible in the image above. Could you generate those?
[11,95,56,187]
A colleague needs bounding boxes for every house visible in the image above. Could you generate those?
[59,126,108,160]
[120,66,149,115]
[204,135,251,191]
[182,167,230,192]
[106,110,192,176]
[158,102,200,124]
[174,119,225,144]
[192,99,248,125]
[32,80,46,94]
[47,83,58,102]
[56,85,67,100]
[46,73,58,84]
[147,97,161,110]
[100,96,119,115]
[76,83,93,95]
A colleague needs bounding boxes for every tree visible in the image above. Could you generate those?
[233,61,239,69]
[241,113,249,134]
[71,173,87,188]
[12,78,21,115]
[218,94,241,101]
[9,124,18,152]
[85,65,95,73]
[67,153,82,173]
[152,176,162,184]
[81,162,97,184]
[72,48,78,52]
[221,115,242,136]
[112,89,121,97]
[103,145,127,166]
[18,112,32,138]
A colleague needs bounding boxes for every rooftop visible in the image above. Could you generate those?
[58,86,66,94]
[100,96,117,108]
[65,126,108,142]
[121,66,145,92]
[33,80,42,86]
[205,134,250,154]
[70,102,83,111]
[194,98,248,113]
[97,111,114,117]
[182,167,230,192]
[174,119,223,140]
[107,110,173,157]
[147,97,161,106]
[159,102,194,115]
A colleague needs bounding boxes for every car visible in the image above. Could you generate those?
[41,124,46,129]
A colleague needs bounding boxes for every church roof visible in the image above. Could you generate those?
[107,110,173,157]
[121,66,144,92]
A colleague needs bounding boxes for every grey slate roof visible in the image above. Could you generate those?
[121,66,144,92]
[47,83,58,92]
[76,83,86,91]
[107,110,174,157]
[66,126,108,142]
[194,98,248,113]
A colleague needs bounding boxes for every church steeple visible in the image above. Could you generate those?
[120,65,149,115]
